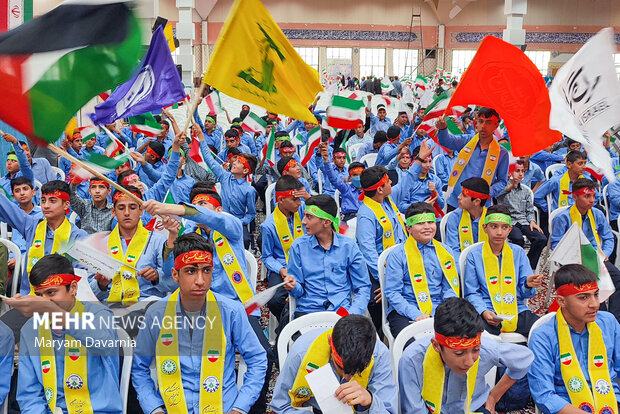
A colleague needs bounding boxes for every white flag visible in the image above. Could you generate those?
[549,27,620,181]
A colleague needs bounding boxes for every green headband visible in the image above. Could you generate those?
[7,154,18,162]
[205,116,216,124]
[406,212,436,226]
[276,135,290,142]
[232,121,241,127]
[305,204,339,232]
[484,213,512,225]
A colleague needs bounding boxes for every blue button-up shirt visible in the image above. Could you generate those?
[270,328,398,414]
[398,163,444,214]
[375,142,399,167]
[369,112,392,137]
[203,126,224,153]
[1,143,34,196]
[528,311,620,414]
[437,129,509,208]
[356,142,379,161]
[464,242,536,315]
[533,170,596,212]
[260,206,305,274]
[356,198,407,280]
[219,143,253,160]
[444,208,483,264]
[170,173,196,205]
[523,161,545,188]
[0,320,13,405]
[320,160,362,215]
[530,150,563,174]
[30,157,56,184]
[11,206,43,253]
[385,239,459,320]
[18,301,121,413]
[607,174,620,222]
[399,336,533,414]
[131,292,267,414]
[550,207,615,258]
[135,160,165,187]
[287,233,371,315]
[434,151,458,189]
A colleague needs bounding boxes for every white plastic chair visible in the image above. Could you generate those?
[522,184,540,226]
[33,179,42,194]
[347,143,364,161]
[527,312,556,414]
[548,206,569,239]
[377,245,399,350]
[360,153,378,168]
[0,238,21,298]
[317,170,323,194]
[277,311,342,369]
[51,166,65,181]
[333,189,341,216]
[244,249,258,290]
[0,222,7,240]
[265,182,276,217]
[545,163,564,180]
[68,211,78,225]
[602,185,610,221]
[117,328,133,414]
[215,182,221,194]
[439,210,455,242]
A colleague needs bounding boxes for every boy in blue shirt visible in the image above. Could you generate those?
[398,144,445,218]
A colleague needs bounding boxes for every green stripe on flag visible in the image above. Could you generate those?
[331,95,366,111]
[580,243,599,275]
[83,152,130,171]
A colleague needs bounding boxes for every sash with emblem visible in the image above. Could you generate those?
[27,218,72,294]
[107,221,150,305]
[212,231,254,303]
[558,172,583,208]
[458,207,487,251]
[38,299,92,414]
[448,133,500,189]
[156,289,226,413]
[273,207,304,262]
[482,242,518,332]
[404,237,460,315]
[362,196,406,250]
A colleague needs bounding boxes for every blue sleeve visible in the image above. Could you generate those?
[436,128,472,151]
[284,119,302,134]
[260,224,286,274]
[362,345,399,414]
[14,144,34,183]
[533,166,545,182]
[270,336,308,413]
[0,191,35,236]
[444,213,461,261]
[321,161,348,193]
[139,162,162,184]
[356,214,380,279]
[17,331,49,413]
[550,213,570,250]
[0,323,13,405]
[242,186,257,225]
[464,250,489,315]
[398,346,426,414]
[347,242,372,315]
[597,211,615,258]
[490,150,509,198]
[534,178,555,210]
[146,151,181,202]
[384,248,423,321]
[286,242,305,299]
[434,175,445,208]
[200,140,230,181]
[515,247,536,299]
[496,341,534,380]
[435,156,449,188]
[131,312,164,413]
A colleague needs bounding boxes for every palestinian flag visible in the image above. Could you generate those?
[68,348,80,361]
[299,126,321,167]
[593,355,604,368]
[241,112,267,134]
[380,76,394,94]
[261,127,276,167]
[326,96,365,130]
[0,1,142,144]
[560,353,572,366]
[207,350,220,363]
[306,362,319,373]
[41,360,51,374]
[161,333,173,346]
[78,125,98,143]
[204,90,222,114]
[128,113,163,137]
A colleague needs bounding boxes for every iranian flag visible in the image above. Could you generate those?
[0,0,32,32]
[0,1,142,145]
[145,191,185,237]
[207,350,220,363]
[128,113,163,137]
[414,75,429,93]
[103,128,126,157]
[79,125,98,143]
[70,152,130,184]
[261,127,276,167]
[161,333,173,346]
[299,126,321,166]
[380,76,394,94]
[326,96,365,130]
[244,282,284,315]
[416,93,466,149]
[204,90,222,114]
[188,137,212,173]
[41,359,51,374]
[241,112,267,134]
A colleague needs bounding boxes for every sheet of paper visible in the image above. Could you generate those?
[493,314,516,321]
[305,364,353,414]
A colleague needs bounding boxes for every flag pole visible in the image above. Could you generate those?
[182,83,207,133]
[47,144,143,205]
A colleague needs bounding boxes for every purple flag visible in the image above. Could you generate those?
[89,26,185,124]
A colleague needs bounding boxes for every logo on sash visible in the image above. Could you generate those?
[203,376,220,393]
[503,293,515,304]
[232,271,243,284]
[578,402,594,412]
[457,159,466,166]
[493,293,501,303]
[567,376,584,392]
[65,374,84,390]
[384,230,392,239]
[379,216,387,224]
[207,350,220,363]
[504,276,513,285]
[464,147,472,154]
[222,253,235,265]
[595,379,611,395]
[127,254,136,263]
[489,155,497,161]
[68,348,81,361]
[45,387,54,403]
[161,359,177,375]
[593,355,604,368]
[295,225,303,234]
[489,276,498,285]
[424,400,437,413]
[31,257,39,266]
[413,274,423,283]
[122,270,133,280]
[461,226,469,233]
[282,235,290,243]
[485,169,492,176]
[294,386,311,400]
[452,171,458,177]
[306,362,319,373]
[560,353,573,366]
[417,291,429,303]
[444,261,453,270]
[598,406,614,414]
[161,333,174,346]
[215,237,225,247]
[110,246,119,255]
[452,277,459,287]
[34,239,42,248]
[560,200,567,207]
[41,360,51,374]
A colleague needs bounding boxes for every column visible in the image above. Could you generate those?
[503,0,527,47]
[176,0,195,93]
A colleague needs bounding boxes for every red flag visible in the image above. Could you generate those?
[445,36,561,156]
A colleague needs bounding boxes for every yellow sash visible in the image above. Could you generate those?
[273,206,304,262]
[404,237,460,315]
[212,231,254,303]
[39,299,92,414]
[558,172,583,208]
[289,329,374,409]
[27,218,72,294]
[362,196,406,250]
[156,289,226,413]
[107,221,149,306]
[458,207,487,251]
[569,205,601,249]
[557,308,617,412]
[482,242,518,332]
[421,343,480,413]
[448,134,500,188]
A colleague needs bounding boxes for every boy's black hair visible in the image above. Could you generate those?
[41,180,70,196]
[460,177,490,201]
[173,232,213,258]
[306,195,338,218]
[405,202,435,219]
[275,175,304,192]
[189,185,222,206]
[360,166,388,198]
[331,315,376,376]
[572,178,598,194]
[348,161,365,172]
[477,107,501,122]
[30,254,74,290]
[224,129,240,138]
[566,150,587,163]
[11,176,34,191]
[485,204,512,218]
[554,263,598,290]
[373,131,388,144]
[276,157,296,175]
[434,297,484,340]
[112,185,143,204]
[117,169,137,185]
[239,153,257,175]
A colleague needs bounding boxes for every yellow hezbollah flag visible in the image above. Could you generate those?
[163,23,177,53]
[202,0,321,123]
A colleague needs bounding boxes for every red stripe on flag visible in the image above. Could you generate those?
[301,139,320,166]
[327,118,360,130]
[0,0,8,32]
[0,54,34,136]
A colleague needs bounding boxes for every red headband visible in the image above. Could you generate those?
[42,189,70,202]
[90,179,110,188]
[349,167,364,177]
[275,189,296,202]
[328,335,344,368]
[112,191,141,203]
[572,187,596,197]
[359,174,389,200]
[122,173,139,186]
[435,332,482,350]
[34,273,81,291]
[192,194,221,208]
[174,250,213,270]
[282,159,297,173]
[146,145,161,159]
[556,282,598,297]
[462,187,490,200]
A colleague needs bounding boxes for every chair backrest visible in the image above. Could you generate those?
[244,249,258,290]
[458,242,484,297]
[0,238,21,297]
[391,318,435,384]
[0,222,7,240]
[215,182,222,194]
[439,210,454,243]
[545,163,564,180]
[51,166,65,181]
[277,311,342,368]
[548,206,569,237]
[527,312,556,344]
[431,155,439,176]
[317,170,323,194]
[265,182,276,218]
[333,189,341,214]
[360,153,378,168]
[33,179,42,194]
[347,143,364,161]
[602,185,610,221]
[377,245,399,349]
[117,328,133,414]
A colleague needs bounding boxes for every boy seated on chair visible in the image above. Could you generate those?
[398,297,534,414]
[444,177,490,264]
[282,195,371,318]
[534,150,589,214]
[384,202,459,338]
[464,205,543,337]
[550,178,620,321]
[270,314,398,413]
[131,233,267,414]
[528,264,620,414]
[7,254,121,413]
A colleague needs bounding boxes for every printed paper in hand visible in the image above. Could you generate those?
[305,364,353,414]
